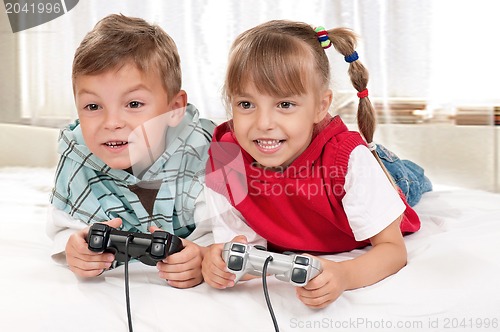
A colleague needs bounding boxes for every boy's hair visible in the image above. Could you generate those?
[223,19,375,145]
[72,14,181,100]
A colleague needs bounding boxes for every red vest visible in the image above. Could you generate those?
[206,116,420,253]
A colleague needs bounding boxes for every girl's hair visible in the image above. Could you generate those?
[72,14,181,100]
[223,19,376,148]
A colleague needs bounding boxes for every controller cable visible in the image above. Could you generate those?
[262,256,280,332]
[124,235,134,332]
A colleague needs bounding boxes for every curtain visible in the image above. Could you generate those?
[1,0,499,126]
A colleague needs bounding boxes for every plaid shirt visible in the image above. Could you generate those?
[50,104,215,237]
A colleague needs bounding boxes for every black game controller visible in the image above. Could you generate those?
[87,223,184,266]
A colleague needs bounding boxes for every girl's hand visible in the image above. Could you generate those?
[201,235,247,289]
[65,218,122,277]
[295,257,348,309]
[296,218,407,309]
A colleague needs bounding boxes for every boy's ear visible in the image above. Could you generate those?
[168,90,188,126]
[315,89,333,123]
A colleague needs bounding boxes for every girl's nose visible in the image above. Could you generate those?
[255,108,276,131]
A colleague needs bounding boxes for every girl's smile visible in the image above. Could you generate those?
[254,138,285,153]
[231,82,330,168]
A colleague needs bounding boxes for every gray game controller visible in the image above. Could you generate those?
[222,242,322,287]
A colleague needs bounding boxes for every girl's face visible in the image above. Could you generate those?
[231,81,331,168]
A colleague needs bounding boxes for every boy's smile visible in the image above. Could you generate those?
[103,140,129,153]
[74,63,183,171]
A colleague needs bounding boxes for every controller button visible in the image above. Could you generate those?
[291,267,307,284]
[227,255,244,271]
[231,243,246,253]
[254,245,266,251]
[294,256,310,266]
[153,231,168,240]
[92,223,107,231]
[150,243,166,258]
[89,235,104,250]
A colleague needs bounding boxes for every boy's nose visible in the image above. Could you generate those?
[103,110,125,130]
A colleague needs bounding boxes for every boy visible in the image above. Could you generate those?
[47,14,215,288]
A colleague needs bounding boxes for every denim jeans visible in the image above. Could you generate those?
[375,144,433,207]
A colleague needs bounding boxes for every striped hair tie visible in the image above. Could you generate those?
[314,26,331,49]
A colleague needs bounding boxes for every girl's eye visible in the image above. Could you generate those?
[128,101,144,109]
[278,101,294,109]
[237,101,253,109]
[84,104,100,111]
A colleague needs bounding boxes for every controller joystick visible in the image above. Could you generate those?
[222,242,322,287]
[87,223,184,266]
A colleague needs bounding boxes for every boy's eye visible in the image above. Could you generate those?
[128,101,144,109]
[84,104,100,111]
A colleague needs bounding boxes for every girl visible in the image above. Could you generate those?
[201,20,425,308]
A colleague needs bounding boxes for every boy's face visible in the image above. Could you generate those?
[230,81,331,168]
[74,63,184,171]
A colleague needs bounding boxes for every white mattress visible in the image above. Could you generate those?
[1,167,499,332]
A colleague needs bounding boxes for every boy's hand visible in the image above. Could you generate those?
[65,218,122,278]
[149,226,203,289]
[201,235,247,289]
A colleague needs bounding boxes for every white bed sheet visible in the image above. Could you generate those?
[1,167,499,332]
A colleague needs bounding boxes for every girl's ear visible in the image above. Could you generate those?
[314,89,333,123]
[168,90,188,127]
